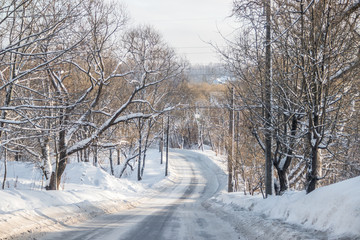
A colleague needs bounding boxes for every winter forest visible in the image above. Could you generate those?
[222,0,360,195]
[1,0,359,194]
[0,0,359,238]
[0,0,189,190]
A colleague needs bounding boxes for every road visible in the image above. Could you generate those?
[40,150,239,240]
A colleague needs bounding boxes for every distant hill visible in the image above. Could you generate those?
[186,63,233,84]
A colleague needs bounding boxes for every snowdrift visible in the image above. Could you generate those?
[215,176,360,238]
[0,149,174,239]
[0,149,359,239]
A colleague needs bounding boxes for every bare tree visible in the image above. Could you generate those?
[121,25,185,181]
[0,0,89,188]
[222,0,360,195]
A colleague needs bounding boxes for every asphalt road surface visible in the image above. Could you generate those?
[40,150,239,240]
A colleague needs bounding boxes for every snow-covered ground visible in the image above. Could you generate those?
[202,150,360,239]
[0,149,178,239]
[0,149,359,239]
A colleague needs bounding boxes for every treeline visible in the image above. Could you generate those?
[0,0,186,190]
[221,0,360,195]
[168,82,228,152]
[185,64,230,84]
[1,0,358,196]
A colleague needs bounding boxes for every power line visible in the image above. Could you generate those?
[180,52,218,55]
[174,46,226,49]
[140,18,222,23]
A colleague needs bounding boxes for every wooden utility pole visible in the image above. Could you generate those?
[264,0,274,197]
[137,118,142,181]
[165,115,169,176]
[228,87,234,192]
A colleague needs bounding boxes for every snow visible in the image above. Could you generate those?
[0,149,176,239]
[214,76,232,84]
[204,150,360,239]
[0,148,359,239]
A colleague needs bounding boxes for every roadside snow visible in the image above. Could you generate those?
[1,148,359,239]
[0,149,175,239]
[200,149,360,239]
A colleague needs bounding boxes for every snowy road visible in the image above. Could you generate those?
[37,150,331,240]
[39,150,238,240]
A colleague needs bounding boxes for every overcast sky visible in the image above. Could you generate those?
[122,0,236,65]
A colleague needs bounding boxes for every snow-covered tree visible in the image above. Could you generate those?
[222,0,360,194]
[0,0,185,190]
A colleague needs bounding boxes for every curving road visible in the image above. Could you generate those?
[40,150,238,240]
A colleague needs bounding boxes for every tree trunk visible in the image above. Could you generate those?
[117,149,121,165]
[0,84,13,190]
[39,136,51,180]
[56,129,68,190]
[93,145,98,167]
[160,137,163,164]
[306,145,320,193]
[277,169,289,193]
[47,128,67,190]
[109,148,114,175]
[198,124,204,151]
[275,116,298,194]
[2,148,7,190]
[84,147,89,162]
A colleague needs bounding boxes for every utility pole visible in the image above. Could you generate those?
[264,0,274,197]
[165,114,169,176]
[138,118,142,181]
[228,87,234,192]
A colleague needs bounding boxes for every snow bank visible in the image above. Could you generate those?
[196,149,360,238]
[1,148,359,239]
[0,149,174,239]
[215,177,360,238]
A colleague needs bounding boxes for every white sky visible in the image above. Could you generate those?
[122,0,236,65]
